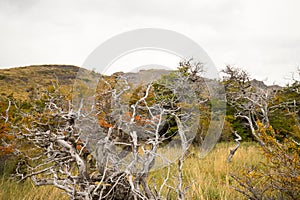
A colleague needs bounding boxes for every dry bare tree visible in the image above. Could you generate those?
[223,66,300,199]
[222,65,274,145]
[5,63,206,199]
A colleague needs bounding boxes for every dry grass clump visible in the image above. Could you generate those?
[149,142,263,200]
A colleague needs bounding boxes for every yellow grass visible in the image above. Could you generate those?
[0,178,68,200]
[0,142,263,200]
[150,142,263,200]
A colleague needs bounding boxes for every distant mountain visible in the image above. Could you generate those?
[251,79,282,92]
[120,69,173,86]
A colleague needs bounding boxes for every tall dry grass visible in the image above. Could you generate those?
[149,142,264,200]
[0,142,263,200]
[0,178,68,200]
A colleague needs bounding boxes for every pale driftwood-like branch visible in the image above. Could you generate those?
[227,131,242,162]
[176,156,185,200]
[235,114,265,147]
[5,99,11,124]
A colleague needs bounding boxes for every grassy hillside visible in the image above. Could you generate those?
[0,66,176,99]
[0,65,80,99]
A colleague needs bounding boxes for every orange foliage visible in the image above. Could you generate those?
[75,139,89,154]
[98,119,113,128]
[97,111,161,129]
[123,112,159,126]
[0,145,14,154]
[134,115,141,121]
[0,123,15,155]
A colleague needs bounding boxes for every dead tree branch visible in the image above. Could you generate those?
[227,131,242,162]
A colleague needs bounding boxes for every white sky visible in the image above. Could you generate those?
[0,0,300,85]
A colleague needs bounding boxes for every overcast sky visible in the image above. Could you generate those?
[0,0,299,85]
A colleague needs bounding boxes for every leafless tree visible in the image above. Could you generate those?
[90,69,200,199]
[222,65,276,145]
[223,66,300,199]
[6,65,203,199]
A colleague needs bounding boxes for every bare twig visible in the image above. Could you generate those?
[227,131,242,162]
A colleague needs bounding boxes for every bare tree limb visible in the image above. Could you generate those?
[227,131,242,162]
